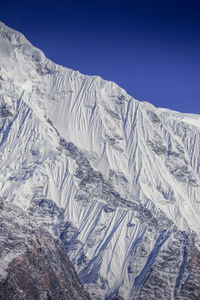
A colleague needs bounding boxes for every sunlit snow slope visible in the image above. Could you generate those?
[0,22,200,299]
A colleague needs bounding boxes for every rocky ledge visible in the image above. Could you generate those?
[0,198,90,300]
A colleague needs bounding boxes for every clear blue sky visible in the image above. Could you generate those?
[1,0,200,114]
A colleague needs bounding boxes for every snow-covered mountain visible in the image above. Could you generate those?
[0,22,200,299]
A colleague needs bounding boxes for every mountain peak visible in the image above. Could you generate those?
[0,21,30,46]
[0,22,200,299]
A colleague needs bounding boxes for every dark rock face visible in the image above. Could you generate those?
[0,200,90,300]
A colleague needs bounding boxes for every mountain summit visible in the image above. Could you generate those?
[0,22,200,299]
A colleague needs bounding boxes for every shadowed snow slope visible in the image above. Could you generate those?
[0,22,200,299]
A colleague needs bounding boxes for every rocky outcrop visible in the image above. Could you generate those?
[0,199,90,300]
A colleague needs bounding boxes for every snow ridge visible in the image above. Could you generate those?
[0,22,200,299]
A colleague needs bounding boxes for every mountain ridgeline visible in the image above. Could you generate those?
[0,22,200,299]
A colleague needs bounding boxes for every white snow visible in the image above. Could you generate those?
[0,21,200,299]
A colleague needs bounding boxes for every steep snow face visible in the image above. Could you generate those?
[0,22,200,299]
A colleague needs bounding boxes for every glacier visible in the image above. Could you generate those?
[0,21,200,299]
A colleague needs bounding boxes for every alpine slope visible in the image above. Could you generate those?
[0,22,200,299]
